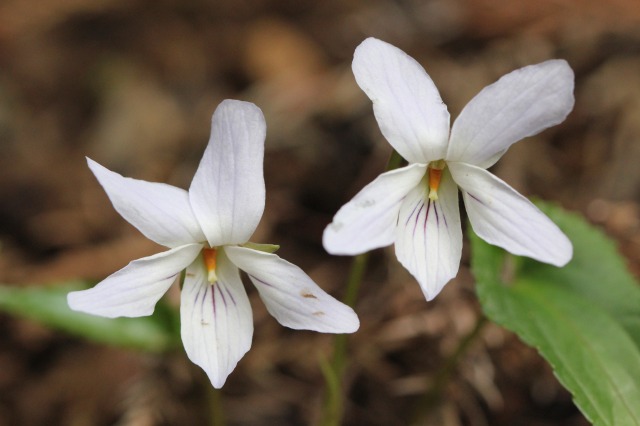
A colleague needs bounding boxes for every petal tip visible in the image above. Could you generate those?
[86,157,107,175]
[344,312,360,333]
[419,282,447,303]
[214,99,265,124]
[550,237,574,268]
[355,36,384,51]
[66,291,82,311]
[321,224,347,255]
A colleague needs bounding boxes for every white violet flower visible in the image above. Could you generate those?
[68,99,359,388]
[323,38,574,301]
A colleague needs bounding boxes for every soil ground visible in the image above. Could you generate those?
[1,1,640,425]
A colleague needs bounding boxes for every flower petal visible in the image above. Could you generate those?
[352,37,450,164]
[447,60,575,168]
[67,243,202,318]
[189,100,266,247]
[323,163,428,255]
[180,248,253,388]
[394,170,462,300]
[225,246,359,333]
[449,162,572,266]
[87,158,206,248]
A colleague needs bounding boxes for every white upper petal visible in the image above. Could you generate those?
[180,248,253,388]
[87,158,206,248]
[225,246,359,333]
[353,38,450,164]
[449,162,572,266]
[67,243,202,318]
[394,170,462,300]
[189,100,266,247]
[447,60,575,168]
[323,163,428,255]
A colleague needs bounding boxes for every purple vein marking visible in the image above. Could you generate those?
[208,284,216,317]
[405,198,422,226]
[223,285,236,306]
[433,201,440,227]
[442,204,449,229]
[394,195,407,226]
[412,202,425,236]
[467,192,485,206]
[251,275,274,288]
[194,283,207,325]
[193,283,205,312]
[251,275,301,299]
[217,284,228,309]
[424,199,432,231]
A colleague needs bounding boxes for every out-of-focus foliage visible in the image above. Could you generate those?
[472,202,640,426]
[0,282,179,352]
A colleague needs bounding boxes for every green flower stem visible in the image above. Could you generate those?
[209,387,225,426]
[319,252,369,426]
[319,150,404,426]
[411,315,489,424]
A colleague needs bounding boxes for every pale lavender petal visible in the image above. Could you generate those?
[88,158,206,248]
[353,38,450,164]
[225,246,359,333]
[180,248,253,388]
[449,161,572,266]
[67,243,202,318]
[189,100,266,247]
[394,170,462,300]
[323,163,427,255]
[447,60,574,168]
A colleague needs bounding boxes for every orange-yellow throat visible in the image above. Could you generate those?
[428,160,446,201]
[203,248,218,283]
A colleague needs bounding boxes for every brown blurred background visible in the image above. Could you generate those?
[0,0,639,425]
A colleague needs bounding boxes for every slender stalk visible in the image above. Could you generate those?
[411,315,489,424]
[320,253,369,426]
[319,150,404,426]
[209,387,225,426]
[332,253,369,381]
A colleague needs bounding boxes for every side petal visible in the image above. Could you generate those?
[395,170,462,301]
[88,158,206,248]
[449,162,572,266]
[189,100,266,247]
[67,243,202,318]
[225,246,359,334]
[180,248,253,388]
[353,38,450,164]
[447,60,574,168]
[323,163,428,255]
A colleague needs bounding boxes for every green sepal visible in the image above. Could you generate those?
[241,242,280,253]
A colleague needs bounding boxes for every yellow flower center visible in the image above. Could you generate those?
[202,248,218,283]
[428,160,446,201]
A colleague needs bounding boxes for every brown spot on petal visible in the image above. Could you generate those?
[312,311,325,316]
[301,291,318,299]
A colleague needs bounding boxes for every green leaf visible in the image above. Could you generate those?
[0,282,180,352]
[471,202,640,426]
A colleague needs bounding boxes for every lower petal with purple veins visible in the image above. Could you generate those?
[323,163,428,255]
[394,170,463,300]
[180,248,253,388]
